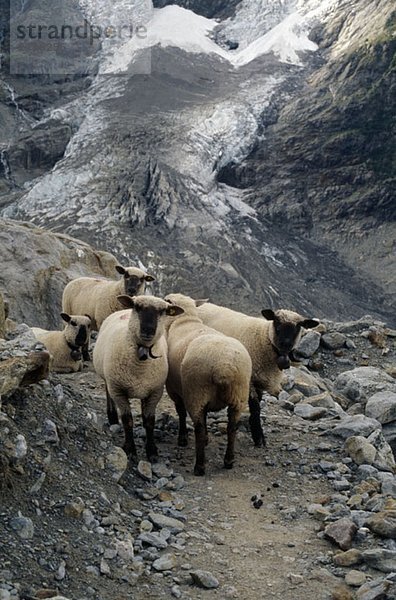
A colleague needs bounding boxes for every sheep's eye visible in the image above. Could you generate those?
[70,320,77,327]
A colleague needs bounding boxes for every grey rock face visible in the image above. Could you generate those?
[362,549,396,573]
[295,331,321,358]
[334,368,396,404]
[331,415,382,439]
[0,219,118,329]
[366,391,396,425]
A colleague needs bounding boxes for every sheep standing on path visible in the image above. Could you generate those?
[198,303,319,448]
[62,265,155,360]
[165,293,252,476]
[32,313,91,373]
[93,295,183,461]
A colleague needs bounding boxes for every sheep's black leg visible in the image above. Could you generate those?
[82,341,90,362]
[194,417,206,476]
[249,386,266,448]
[121,412,137,459]
[224,407,240,469]
[141,393,161,462]
[174,395,188,447]
[106,386,119,425]
[203,407,209,446]
[143,414,158,462]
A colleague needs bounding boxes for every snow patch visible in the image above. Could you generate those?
[102,4,321,74]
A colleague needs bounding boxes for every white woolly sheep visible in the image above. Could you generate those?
[165,293,252,476]
[32,313,92,373]
[197,303,319,448]
[62,265,155,359]
[93,295,183,461]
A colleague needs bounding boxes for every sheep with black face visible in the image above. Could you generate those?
[93,295,183,462]
[197,303,319,448]
[62,265,155,360]
[32,313,91,373]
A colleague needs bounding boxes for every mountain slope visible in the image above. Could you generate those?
[0,0,394,323]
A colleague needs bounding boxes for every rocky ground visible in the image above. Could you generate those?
[1,311,396,600]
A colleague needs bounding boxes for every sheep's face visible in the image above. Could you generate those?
[117,295,183,347]
[61,313,92,347]
[116,265,155,297]
[262,309,319,355]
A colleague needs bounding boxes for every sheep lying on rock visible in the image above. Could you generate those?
[165,293,252,476]
[197,303,319,448]
[62,265,155,359]
[93,295,183,461]
[32,313,91,373]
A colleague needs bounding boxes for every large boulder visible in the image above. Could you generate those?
[334,367,396,405]
[0,219,119,329]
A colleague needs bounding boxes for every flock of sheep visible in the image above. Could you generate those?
[32,265,319,476]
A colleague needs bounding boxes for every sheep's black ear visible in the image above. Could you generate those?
[261,309,276,321]
[60,312,71,323]
[144,274,155,282]
[117,295,135,309]
[301,318,320,329]
[166,305,184,317]
[195,299,209,307]
[115,265,126,275]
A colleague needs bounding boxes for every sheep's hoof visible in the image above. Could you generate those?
[147,449,159,463]
[194,464,205,476]
[123,444,137,460]
[108,413,120,426]
[178,436,188,447]
[224,460,234,470]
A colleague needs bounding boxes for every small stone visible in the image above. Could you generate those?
[115,538,134,561]
[332,479,351,492]
[365,511,396,539]
[307,504,330,521]
[324,518,357,550]
[345,436,377,466]
[345,570,366,587]
[367,430,396,472]
[137,460,152,481]
[333,549,363,567]
[105,446,128,482]
[321,332,347,350]
[356,576,394,600]
[138,532,168,549]
[13,434,27,459]
[152,553,177,571]
[381,476,396,497]
[294,404,328,420]
[55,560,66,581]
[100,558,111,576]
[152,463,173,478]
[9,514,34,539]
[148,512,185,533]
[42,419,59,444]
[64,499,85,518]
[362,548,396,573]
[190,570,219,589]
[171,585,182,598]
[295,331,321,358]
[288,573,304,584]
